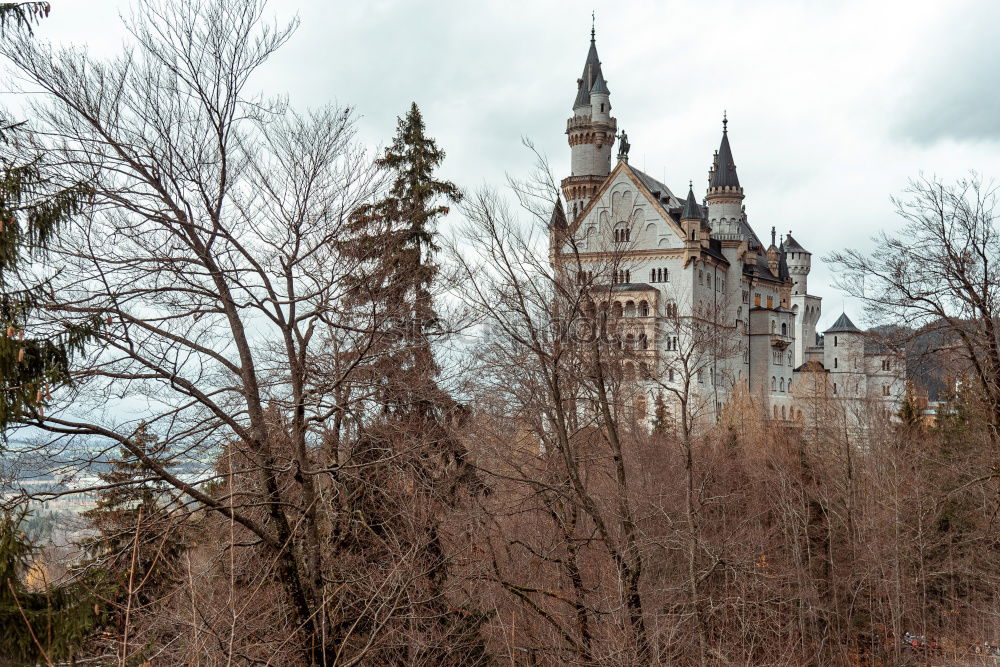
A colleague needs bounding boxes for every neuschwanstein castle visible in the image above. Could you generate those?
[548,29,906,424]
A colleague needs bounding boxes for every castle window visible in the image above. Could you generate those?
[773,405,779,419]
[833,382,838,395]
[780,378,785,392]
[834,357,838,369]
[766,296,774,308]
[614,224,630,243]
[650,269,656,282]
[698,270,703,285]
[742,290,749,304]
[771,320,776,333]
[624,300,636,318]
[781,322,787,336]
[787,378,792,391]
[781,405,787,420]
[638,300,649,317]
[698,369,704,383]
[754,293,761,306]
[600,103,605,112]
[639,332,648,350]
[690,229,696,241]
[881,359,890,371]
[787,352,792,365]
[834,336,838,347]
[771,376,776,391]
[669,368,675,382]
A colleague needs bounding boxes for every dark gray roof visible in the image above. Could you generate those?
[739,219,764,249]
[783,232,808,253]
[548,198,567,229]
[680,185,703,220]
[824,312,862,333]
[778,247,790,279]
[629,166,682,215]
[574,38,604,108]
[709,121,740,189]
[747,252,782,283]
[590,283,657,292]
[590,70,609,95]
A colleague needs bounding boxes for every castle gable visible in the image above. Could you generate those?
[569,163,686,254]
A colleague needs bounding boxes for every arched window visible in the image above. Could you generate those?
[614,223,630,243]
[773,405,779,419]
[787,378,792,392]
[612,302,623,319]
[649,268,655,282]
[771,320,776,333]
[690,229,696,241]
[781,405,787,420]
[638,301,649,317]
[779,378,785,392]
[624,300,636,318]
[771,376,776,391]
[781,322,787,336]
[639,332,648,350]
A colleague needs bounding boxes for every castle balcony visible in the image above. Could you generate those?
[770,333,793,349]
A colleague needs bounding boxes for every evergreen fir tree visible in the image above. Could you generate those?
[0,508,103,665]
[340,102,462,417]
[0,1,98,431]
[81,424,185,616]
[336,103,488,664]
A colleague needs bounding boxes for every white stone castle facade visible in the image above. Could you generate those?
[548,30,906,425]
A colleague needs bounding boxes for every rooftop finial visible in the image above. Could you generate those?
[591,11,595,41]
[771,226,776,246]
[722,110,728,133]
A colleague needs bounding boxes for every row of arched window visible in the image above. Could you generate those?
[649,267,669,282]
[772,405,802,420]
[613,269,631,284]
[770,376,792,392]
[611,300,650,318]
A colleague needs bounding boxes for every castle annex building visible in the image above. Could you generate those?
[548,30,906,424]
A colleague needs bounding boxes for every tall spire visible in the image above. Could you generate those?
[573,22,604,109]
[709,113,740,189]
[591,10,595,42]
[681,181,703,220]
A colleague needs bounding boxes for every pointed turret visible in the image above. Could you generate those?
[573,31,604,110]
[680,183,703,220]
[562,22,617,222]
[824,313,862,334]
[548,198,567,230]
[705,113,746,241]
[709,115,741,189]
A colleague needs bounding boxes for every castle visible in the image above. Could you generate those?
[548,28,906,425]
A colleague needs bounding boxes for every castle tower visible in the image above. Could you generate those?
[823,313,865,398]
[786,232,822,367]
[706,114,745,240]
[561,26,617,222]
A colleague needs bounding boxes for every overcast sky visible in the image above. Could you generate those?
[17,0,1000,330]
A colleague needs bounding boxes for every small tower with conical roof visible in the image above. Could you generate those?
[706,114,745,240]
[562,23,617,222]
[786,230,822,367]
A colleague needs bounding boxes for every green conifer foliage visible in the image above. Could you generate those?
[340,102,462,417]
[0,509,103,665]
[81,424,186,615]
[0,2,98,431]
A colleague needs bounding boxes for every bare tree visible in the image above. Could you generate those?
[829,174,1000,449]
